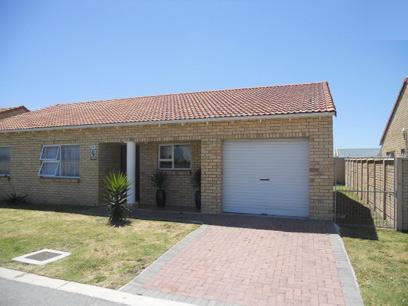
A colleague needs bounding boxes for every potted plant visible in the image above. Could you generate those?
[151,170,167,207]
[193,168,201,210]
[104,172,130,226]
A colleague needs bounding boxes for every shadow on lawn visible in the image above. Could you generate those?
[0,201,108,216]
[0,202,136,227]
[335,192,379,240]
[0,202,338,234]
[339,225,378,240]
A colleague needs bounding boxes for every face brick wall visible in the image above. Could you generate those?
[344,159,396,226]
[0,115,334,220]
[0,108,28,121]
[139,141,201,208]
[0,135,99,206]
[381,88,408,157]
[344,158,408,231]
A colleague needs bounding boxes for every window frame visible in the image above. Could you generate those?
[158,144,192,170]
[38,144,80,179]
[0,146,11,177]
[386,151,395,158]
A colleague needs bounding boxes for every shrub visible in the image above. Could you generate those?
[104,172,130,226]
[3,193,28,205]
[151,170,166,190]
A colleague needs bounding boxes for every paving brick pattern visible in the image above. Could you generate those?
[136,225,345,306]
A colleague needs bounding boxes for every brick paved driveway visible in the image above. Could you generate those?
[122,216,358,306]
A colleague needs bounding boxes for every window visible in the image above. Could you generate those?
[0,147,10,176]
[39,145,80,178]
[158,144,192,170]
[386,151,395,158]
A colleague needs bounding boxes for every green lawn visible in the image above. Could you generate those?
[0,206,198,289]
[342,226,408,306]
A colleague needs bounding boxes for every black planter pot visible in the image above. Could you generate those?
[156,189,166,207]
[195,190,201,210]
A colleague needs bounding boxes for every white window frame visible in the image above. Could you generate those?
[38,144,80,179]
[0,146,11,177]
[158,144,192,170]
[386,151,395,158]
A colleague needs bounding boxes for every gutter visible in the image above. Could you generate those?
[0,111,335,134]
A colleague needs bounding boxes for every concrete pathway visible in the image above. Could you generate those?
[121,217,363,306]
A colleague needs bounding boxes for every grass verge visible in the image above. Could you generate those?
[0,206,198,289]
[341,226,408,306]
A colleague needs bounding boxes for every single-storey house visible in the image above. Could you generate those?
[0,82,336,219]
[380,77,408,157]
[0,106,29,121]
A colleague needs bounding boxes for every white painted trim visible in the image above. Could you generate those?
[39,145,60,161]
[126,141,136,204]
[158,144,192,170]
[38,144,80,178]
[12,249,71,266]
[0,112,335,134]
[39,175,81,180]
[38,161,60,177]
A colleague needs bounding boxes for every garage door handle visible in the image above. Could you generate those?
[259,178,270,181]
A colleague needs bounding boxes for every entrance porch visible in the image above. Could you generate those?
[98,141,201,211]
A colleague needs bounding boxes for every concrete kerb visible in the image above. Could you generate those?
[1,221,363,306]
[0,267,192,306]
[331,224,364,306]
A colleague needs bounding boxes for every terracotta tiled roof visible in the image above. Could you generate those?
[0,106,28,114]
[0,82,336,132]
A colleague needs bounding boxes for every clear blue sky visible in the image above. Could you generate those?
[0,0,407,149]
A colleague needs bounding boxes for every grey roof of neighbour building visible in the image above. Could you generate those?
[335,148,381,158]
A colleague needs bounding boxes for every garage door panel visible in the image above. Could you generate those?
[223,139,309,217]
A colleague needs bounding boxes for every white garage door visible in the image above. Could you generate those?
[223,139,309,217]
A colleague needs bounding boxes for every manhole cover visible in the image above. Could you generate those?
[13,249,70,265]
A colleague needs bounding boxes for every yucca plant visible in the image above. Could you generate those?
[3,192,28,205]
[104,172,131,226]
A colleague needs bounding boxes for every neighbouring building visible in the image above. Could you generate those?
[333,148,380,185]
[335,148,380,158]
[0,82,336,220]
[0,106,29,121]
[380,77,408,157]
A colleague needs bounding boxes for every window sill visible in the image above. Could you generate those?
[0,174,10,179]
[158,169,192,171]
[39,176,80,182]
[158,169,192,176]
